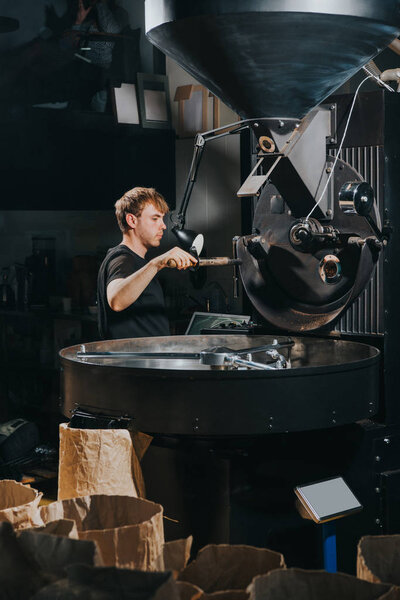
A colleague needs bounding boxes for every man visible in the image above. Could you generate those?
[97,187,197,339]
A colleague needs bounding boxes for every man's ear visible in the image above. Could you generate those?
[126,213,137,230]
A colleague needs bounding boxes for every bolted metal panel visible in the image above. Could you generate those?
[332,146,384,335]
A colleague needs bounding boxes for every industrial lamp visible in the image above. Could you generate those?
[172,225,204,254]
[171,119,257,254]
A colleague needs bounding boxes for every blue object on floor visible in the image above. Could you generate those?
[322,520,337,573]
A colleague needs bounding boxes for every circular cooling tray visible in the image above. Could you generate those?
[60,335,380,436]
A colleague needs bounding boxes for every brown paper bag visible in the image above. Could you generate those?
[381,589,400,600]
[32,518,78,539]
[179,544,285,593]
[131,430,153,498]
[0,522,49,599]
[32,565,180,600]
[248,568,395,600]
[164,536,193,574]
[203,592,249,600]
[18,527,102,578]
[41,494,164,570]
[0,479,43,529]
[59,423,143,500]
[358,536,400,586]
[176,581,203,600]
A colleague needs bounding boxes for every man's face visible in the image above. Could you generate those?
[132,203,167,249]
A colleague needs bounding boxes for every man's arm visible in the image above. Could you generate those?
[107,247,197,312]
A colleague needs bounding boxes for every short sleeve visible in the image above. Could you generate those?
[106,253,137,285]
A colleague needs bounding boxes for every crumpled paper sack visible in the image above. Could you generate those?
[40,494,165,571]
[248,568,398,600]
[358,535,400,586]
[31,564,180,600]
[0,479,43,529]
[58,422,152,500]
[178,544,286,593]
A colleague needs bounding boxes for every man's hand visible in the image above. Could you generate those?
[75,0,97,25]
[151,247,198,271]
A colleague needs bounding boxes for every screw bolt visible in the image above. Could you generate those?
[375,518,381,525]
[375,456,381,462]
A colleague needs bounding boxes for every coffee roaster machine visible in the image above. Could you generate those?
[61,3,400,571]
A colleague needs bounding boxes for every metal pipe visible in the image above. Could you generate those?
[232,236,240,299]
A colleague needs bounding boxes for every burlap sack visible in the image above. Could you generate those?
[58,423,152,500]
[0,479,43,529]
[248,568,397,600]
[358,536,400,586]
[40,494,164,570]
[178,544,285,593]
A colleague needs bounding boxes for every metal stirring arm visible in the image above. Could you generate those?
[233,339,294,356]
[77,350,201,359]
[229,353,287,370]
[199,346,289,370]
[77,338,293,370]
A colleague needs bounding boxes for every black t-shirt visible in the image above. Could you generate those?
[97,244,170,339]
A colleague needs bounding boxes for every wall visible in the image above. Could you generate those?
[0,0,160,296]
[0,210,118,295]
[165,57,244,314]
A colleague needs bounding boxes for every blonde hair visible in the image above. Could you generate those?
[115,187,169,233]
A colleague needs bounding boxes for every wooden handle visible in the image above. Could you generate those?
[167,257,241,269]
[199,257,242,267]
[389,38,400,56]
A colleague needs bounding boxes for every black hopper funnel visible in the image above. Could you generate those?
[146,1,400,119]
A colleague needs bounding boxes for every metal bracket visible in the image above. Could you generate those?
[322,102,337,146]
